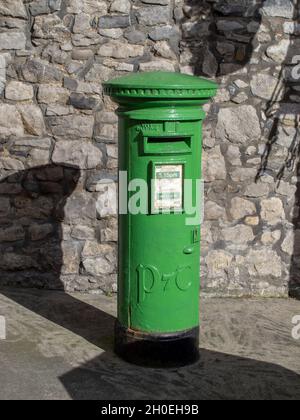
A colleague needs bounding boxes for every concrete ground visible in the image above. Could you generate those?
[0,288,300,400]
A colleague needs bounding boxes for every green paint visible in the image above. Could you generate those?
[104,71,217,334]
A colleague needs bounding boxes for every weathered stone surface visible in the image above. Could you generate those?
[217,42,235,58]
[281,230,294,255]
[82,241,117,275]
[38,85,69,104]
[261,198,285,226]
[0,253,36,271]
[234,79,249,89]
[275,180,297,198]
[85,64,113,83]
[0,157,24,170]
[50,1,63,12]
[99,15,130,29]
[261,230,281,245]
[0,54,6,94]
[61,242,81,275]
[21,59,63,84]
[137,6,170,26]
[262,0,294,19]
[266,39,290,63]
[246,248,282,278]
[102,59,134,72]
[17,104,45,136]
[96,180,117,218]
[71,225,95,240]
[71,48,94,60]
[71,33,101,47]
[277,126,297,148]
[244,183,269,198]
[141,0,169,4]
[0,32,26,50]
[202,48,218,77]
[216,106,261,144]
[214,88,231,103]
[14,195,53,219]
[182,21,210,39]
[96,123,117,142]
[149,25,178,41]
[201,221,213,245]
[139,60,175,72]
[0,104,24,138]
[73,14,91,34]
[29,0,50,16]
[221,225,254,245]
[231,91,248,104]
[0,226,25,242]
[226,145,241,166]
[29,224,54,241]
[66,0,108,15]
[69,93,98,110]
[110,0,131,13]
[203,146,227,182]
[63,192,96,223]
[124,29,147,44]
[5,81,33,101]
[48,115,94,139]
[206,250,233,278]
[99,28,123,39]
[213,0,257,16]
[205,201,226,221]
[28,148,51,166]
[0,197,11,217]
[12,137,52,150]
[245,216,259,226]
[101,217,118,242]
[52,141,103,169]
[284,22,300,35]
[33,15,70,42]
[250,74,284,101]
[217,20,245,32]
[98,41,144,58]
[154,41,177,60]
[230,167,257,183]
[0,0,27,18]
[230,197,256,220]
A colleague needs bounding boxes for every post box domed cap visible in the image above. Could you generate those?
[103,71,218,100]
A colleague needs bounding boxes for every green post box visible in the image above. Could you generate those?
[103,72,217,366]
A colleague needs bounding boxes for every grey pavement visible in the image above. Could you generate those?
[0,288,300,400]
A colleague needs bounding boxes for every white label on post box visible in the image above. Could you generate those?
[154,164,183,211]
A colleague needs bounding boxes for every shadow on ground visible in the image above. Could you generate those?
[1,289,300,400]
[60,348,300,400]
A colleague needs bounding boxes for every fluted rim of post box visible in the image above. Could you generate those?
[103,71,218,100]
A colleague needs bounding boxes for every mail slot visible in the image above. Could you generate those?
[143,136,192,155]
[103,71,217,367]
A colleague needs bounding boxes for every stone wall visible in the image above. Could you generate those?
[0,0,299,297]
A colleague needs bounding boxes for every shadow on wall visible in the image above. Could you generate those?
[182,0,266,77]
[256,1,300,299]
[0,164,79,289]
[183,0,300,298]
[0,164,114,348]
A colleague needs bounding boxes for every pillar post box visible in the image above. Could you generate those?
[103,72,217,367]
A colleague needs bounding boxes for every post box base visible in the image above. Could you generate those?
[114,321,199,368]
